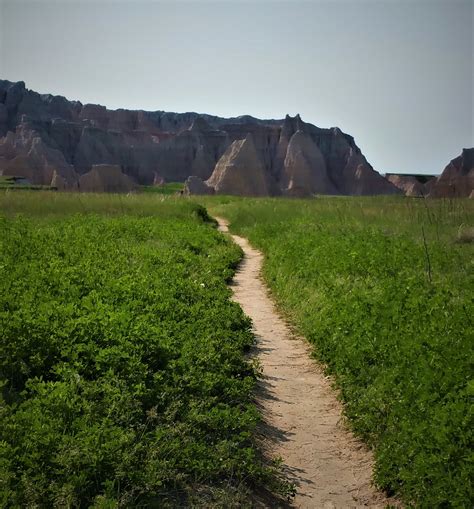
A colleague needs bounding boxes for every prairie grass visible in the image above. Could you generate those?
[0,191,289,507]
[0,190,188,218]
[211,195,473,508]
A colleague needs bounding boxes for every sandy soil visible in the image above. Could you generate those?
[217,217,399,509]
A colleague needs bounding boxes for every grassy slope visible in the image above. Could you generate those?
[211,196,474,508]
[0,192,287,507]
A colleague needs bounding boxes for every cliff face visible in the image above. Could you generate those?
[0,79,400,195]
[428,149,474,198]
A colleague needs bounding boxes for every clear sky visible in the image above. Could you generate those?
[0,0,472,174]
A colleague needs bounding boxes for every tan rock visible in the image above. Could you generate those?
[282,130,335,196]
[78,164,137,193]
[206,134,272,196]
[386,174,432,197]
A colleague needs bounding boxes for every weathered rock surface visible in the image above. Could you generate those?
[282,130,335,196]
[206,134,274,196]
[152,172,165,186]
[50,170,70,190]
[0,123,77,186]
[386,174,437,197]
[183,176,214,195]
[78,164,137,193]
[0,78,413,195]
[428,148,474,198]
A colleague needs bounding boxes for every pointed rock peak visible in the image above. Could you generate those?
[295,114,304,130]
[461,147,474,168]
[281,114,305,138]
[189,116,211,132]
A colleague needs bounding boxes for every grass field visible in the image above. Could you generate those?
[1,191,472,507]
[0,192,287,507]
[212,196,473,508]
[140,182,184,195]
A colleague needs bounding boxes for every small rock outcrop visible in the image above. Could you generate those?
[206,134,273,196]
[386,174,437,197]
[183,176,215,195]
[78,164,137,193]
[428,148,474,198]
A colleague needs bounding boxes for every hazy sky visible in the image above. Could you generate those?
[0,0,472,174]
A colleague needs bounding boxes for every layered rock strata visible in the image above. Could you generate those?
[0,79,421,195]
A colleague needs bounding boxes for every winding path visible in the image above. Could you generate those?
[217,217,398,509]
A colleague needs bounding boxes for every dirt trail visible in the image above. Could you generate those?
[217,217,398,509]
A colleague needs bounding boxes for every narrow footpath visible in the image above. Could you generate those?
[216,217,399,509]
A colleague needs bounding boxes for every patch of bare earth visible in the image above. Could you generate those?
[216,217,401,509]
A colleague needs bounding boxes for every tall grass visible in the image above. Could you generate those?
[0,190,193,218]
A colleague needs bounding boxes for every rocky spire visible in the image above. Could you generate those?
[206,133,274,196]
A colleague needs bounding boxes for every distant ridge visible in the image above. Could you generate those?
[0,78,402,195]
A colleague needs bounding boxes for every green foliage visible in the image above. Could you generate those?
[213,196,474,508]
[0,196,285,507]
[140,182,184,195]
[0,176,49,191]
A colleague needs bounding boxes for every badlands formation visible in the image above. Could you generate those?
[0,79,472,197]
[387,149,474,198]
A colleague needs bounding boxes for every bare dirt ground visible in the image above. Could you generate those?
[217,217,400,509]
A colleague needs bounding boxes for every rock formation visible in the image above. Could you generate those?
[386,174,437,197]
[282,130,336,196]
[206,134,275,196]
[50,170,69,190]
[0,123,77,186]
[78,164,137,193]
[152,172,165,186]
[0,78,409,195]
[428,148,474,198]
[183,176,214,195]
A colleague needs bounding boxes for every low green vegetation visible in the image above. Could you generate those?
[0,176,48,191]
[0,192,286,507]
[140,182,184,195]
[213,196,473,508]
